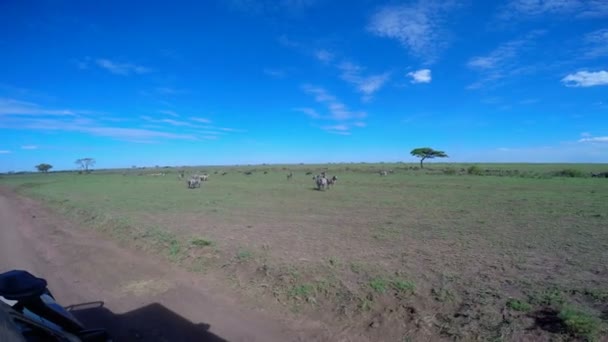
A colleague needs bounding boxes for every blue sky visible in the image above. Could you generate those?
[1,0,607,171]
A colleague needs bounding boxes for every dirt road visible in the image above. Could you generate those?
[0,189,325,341]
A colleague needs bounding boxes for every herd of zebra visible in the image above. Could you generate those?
[181,170,347,191]
[186,174,209,189]
[311,172,338,190]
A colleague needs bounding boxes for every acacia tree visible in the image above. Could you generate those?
[410,147,448,168]
[75,158,95,173]
[35,163,53,173]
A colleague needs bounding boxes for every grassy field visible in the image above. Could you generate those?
[2,163,608,341]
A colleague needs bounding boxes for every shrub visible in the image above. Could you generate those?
[506,298,531,312]
[467,165,483,175]
[558,307,601,340]
[443,167,457,175]
[190,238,214,247]
[369,278,388,293]
[391,279,415,294]
[553,169,585,178]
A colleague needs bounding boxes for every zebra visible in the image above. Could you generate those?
[314,175,328,190]
[287,172,293,181]
[201,174,209,181]
[187,178,201,189]
[327,176,337,188]
[379,170,388,176]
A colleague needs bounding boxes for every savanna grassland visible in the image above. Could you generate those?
[2,163,608,341]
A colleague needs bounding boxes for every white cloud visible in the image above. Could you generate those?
[562,70,608,87]
[583,29,608,59]
[0,98,76,116]
[467,31,545,89]
[368,1,456,63]
[190,117,212,124]
[300,85,367,135]
[277,34,302,49]
[155,87,186,95]
[321,124,352,135]
[322,124,349,131]
[95,59,150,75]
[293,107,321,118]
[159,110,179,117]
[21,145,38,150]
[579,136,608,143]
[407,69,432,83]
[314,49,334,63]
[226,0,318,15]
[338,62,390,99]
[263,68,287,78]
[0,99,240,143]
[158,118,192,127]
[0,150,11,154]
[502,0,608,18]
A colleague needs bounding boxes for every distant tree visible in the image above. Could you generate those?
[75,158,95,173]
[410,147,448,168]
[35,163,53,173]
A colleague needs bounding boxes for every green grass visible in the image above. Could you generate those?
[289,283,314,300]
[558,306,602,340]
[391,279,415,294]
[190,238,214,247]
[369,278,388,294]
[236,248,253,262]
[168,239,182,261]
[506,298,532,312]
[2,163,608,341]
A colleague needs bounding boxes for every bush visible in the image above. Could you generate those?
[443,167,457,175]
[558,307,601,340]
[467,165,483,175]
[506,298,531,312]
[553,169,585,178]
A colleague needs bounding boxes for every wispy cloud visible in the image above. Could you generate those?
[314,49,334,63]
[0,150,11,154]
[562,70,608,87]
[159,110,179,117]
[80,126,196,140]
[0,98,76,116]
[141,116,215,127]
[302,85,366,121]
[21,145,38,150]
[466,31,545,89]
[501,0,608,19]
[226,0,318,15]
[190,117,212,124]
[300,85,367,135]
[337,62,390,100]
[155,87,187,95]
[95,58,151,75]
[321,124,352,135]
[1,116,197,142]
[579,136,608,143]
[293,107,321,119]
[277,34,302,49]
[263,68,287,78]
[367,1,457,63]
[407,69,432,83]
[0,99,238,143]
[583,29,608,59]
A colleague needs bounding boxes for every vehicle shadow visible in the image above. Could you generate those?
[67,301,227,342]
